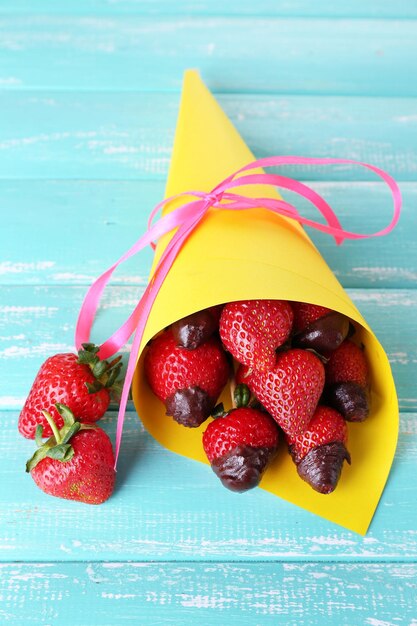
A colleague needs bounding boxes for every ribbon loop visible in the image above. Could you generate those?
[74,156,402,467]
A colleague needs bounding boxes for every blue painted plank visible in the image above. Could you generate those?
[1,562,417,626]
[0,17,416,95]
[0,93,416,180]
[3,1,417,19]
[0,285,415,411]
[0,180,415,288]
[1,409,417,561]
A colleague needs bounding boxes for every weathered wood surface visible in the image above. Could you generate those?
[0,17,416,95]
[1,562,417,626]
[4,0,417,18]
[0,93,416,180]
[1,3,416,623]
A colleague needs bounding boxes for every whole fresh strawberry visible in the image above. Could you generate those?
[286,405,351,494]
[237,348,325,438]
[326,340,369,387]
[19,343,122,439]
[172,305,223,350]
[144,329,229,427]
[26,404,115,504]
[219,299,293,371]
[202,385,279,492]
[291,302,331,333]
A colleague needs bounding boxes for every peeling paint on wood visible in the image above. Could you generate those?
[1,562,416,625]
[1,94,417,179]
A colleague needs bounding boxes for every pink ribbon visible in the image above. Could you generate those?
[75,156,402,467]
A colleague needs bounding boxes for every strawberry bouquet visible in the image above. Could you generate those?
[21,71,401,534]
[144,300,368,495]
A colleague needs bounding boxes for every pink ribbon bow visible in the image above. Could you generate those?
[75,156,402,467]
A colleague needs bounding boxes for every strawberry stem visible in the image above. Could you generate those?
[41,410,61,444]
[77,343,123,396]
[35,424,44,447]
[233,384,251,409]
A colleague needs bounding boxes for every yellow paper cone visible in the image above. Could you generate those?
[132,70,398,535]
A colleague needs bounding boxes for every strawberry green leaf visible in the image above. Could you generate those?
[61,421,81,444]
[108,355,122,369]
[46,443,74,462]
[55,403,76,427]
[77,350,98,365]
[92,360,108,379]
[81,343,100,355]
[211,403,225,418]
[35,424,44,447]
[26,435,56,472]
[105,363,122,389]
[85,380,104,394]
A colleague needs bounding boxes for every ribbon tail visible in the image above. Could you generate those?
[113,204,208,466]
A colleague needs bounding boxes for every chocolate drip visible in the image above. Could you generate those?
[172,310,218,350]
[325,382,370,422]
[165,386,213,427]
[295,441,351,494]
[292,312,349,354]
[211,444,276,492]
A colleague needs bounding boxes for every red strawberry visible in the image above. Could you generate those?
[203,404,279,492]
[286,406,350,494]
[326,340,369,388]
[219,299,293,371]
[19,344,122,439]
[144,329,229,427]
[26,404,115,504]
[291,302,331,333]
[172,304,223,350]
[237,349,325,438]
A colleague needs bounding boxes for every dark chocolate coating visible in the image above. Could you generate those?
[326,382,370,422]
[292,312,350,354]
[165,386,213,427]
[294,441,351,494]
[172,310,218,350]
[211,444,277,492]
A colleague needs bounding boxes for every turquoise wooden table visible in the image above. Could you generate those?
[1,2,417,624]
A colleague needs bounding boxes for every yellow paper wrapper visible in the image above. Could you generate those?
[132,70,398,535]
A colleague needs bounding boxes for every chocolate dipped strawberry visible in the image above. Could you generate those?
[325,382,369,423]
[292,311,350,355]
[326,340,369,387]
[202,386,279,492]
[219,299,293,371]
[144,329,229,427]
[291,302,332,333]
[26,404,115,504]
[286,405,351,494]
[172,305,223,350]
[325,340,370,422]
[238,348,325,438]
